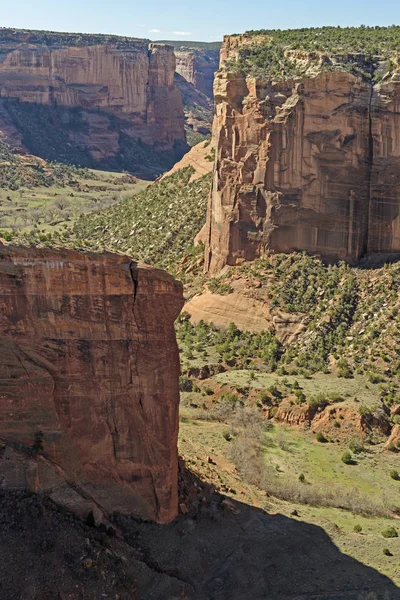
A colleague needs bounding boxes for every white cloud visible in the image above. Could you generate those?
[172,31,192,36]
[149,28,161,33]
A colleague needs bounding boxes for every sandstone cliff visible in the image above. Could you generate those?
[205,34,400,274]
[0,29,187,175]
[0,244,183,523]
[175,47,220,98]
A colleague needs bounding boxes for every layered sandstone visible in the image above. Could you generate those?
[205,36,400,274]
[175,47,220,98]
[0,244,183,523]
[0,29,186,172]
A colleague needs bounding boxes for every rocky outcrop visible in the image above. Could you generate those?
[0,244,184,523]
[161,139,215,182]
[0,29,187,174]
[205,36,400,274]
[385,424,400,450]
[175,47,220,98]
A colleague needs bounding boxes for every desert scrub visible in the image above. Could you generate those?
[381,526,398,538]
[225,26,400,81]
[207,278,233,295]
[0,139,90,190]
[176,315,283,372]
[58,167,211,274]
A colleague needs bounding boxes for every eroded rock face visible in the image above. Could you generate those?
[205,36,400,274]
[175,48,220,98]
[0,245,183,523]
[0,29,186,172]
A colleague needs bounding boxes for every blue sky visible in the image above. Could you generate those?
[3,0,400,42]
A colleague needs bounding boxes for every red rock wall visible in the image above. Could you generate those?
[0,245,183,523]
[0,30,186,164]
[205,37,400,274]
[175,48,220,98]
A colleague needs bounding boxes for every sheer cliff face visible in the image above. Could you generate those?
[0,30,186,170]
[175,48,220,98]
[0,245,183,523]
[205,37,400,274]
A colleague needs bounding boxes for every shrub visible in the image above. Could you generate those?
[341,450,353,465]
[381,527,398,538]
[179,375,194,392]
[32,431,44,454]
[316,431,328,443]
[390,470,400,481]
[368,372,386,384]
[223,430,233,441]
[383,548,393,556]
[298,473,306,483]
[353,524,362,533]
[309,394,328,411]
[349,438,364,454]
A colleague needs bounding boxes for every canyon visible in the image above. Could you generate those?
[205,34,400,274]
[0,244,183,524]
[0,29,187,175]
[174,45,220,98]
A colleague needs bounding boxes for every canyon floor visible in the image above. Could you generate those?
[0,143,399,598]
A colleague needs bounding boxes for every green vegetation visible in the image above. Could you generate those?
[177,315,283,371]
[0,140,90,190]
[225,25,400,81]
[0,27,146,48]
[381,526,398,539]
[235,253,400,382]
[7,166,209,276]
[62,167,210,274]
[0,160,148,238]
[341,451,353,465]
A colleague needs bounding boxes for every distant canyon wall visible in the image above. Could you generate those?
[0,245,183,523]
[0,29,187,174]
[175,47,220,98]
[205,35,400,274]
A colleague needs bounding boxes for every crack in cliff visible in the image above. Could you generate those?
[129,262,139,306]
[128,261,164,521]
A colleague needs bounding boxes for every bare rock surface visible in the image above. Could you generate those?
[205,36,400,274]
[0,244,183,523]
[175,47,220,98]
[0,29,186,173]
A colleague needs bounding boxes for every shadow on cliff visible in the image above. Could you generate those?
[115,470,400,600]
[356,252,400,270]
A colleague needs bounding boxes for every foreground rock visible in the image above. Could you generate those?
[205,35,400,274]
[0,245,183,523]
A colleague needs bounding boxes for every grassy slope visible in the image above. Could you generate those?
[19,166,210,275]
[0,144,149,237]
[179,405,400,587]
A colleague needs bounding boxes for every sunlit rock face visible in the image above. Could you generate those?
[0,30,186,171]
[0,245,184,524]
[205,36,400,275]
